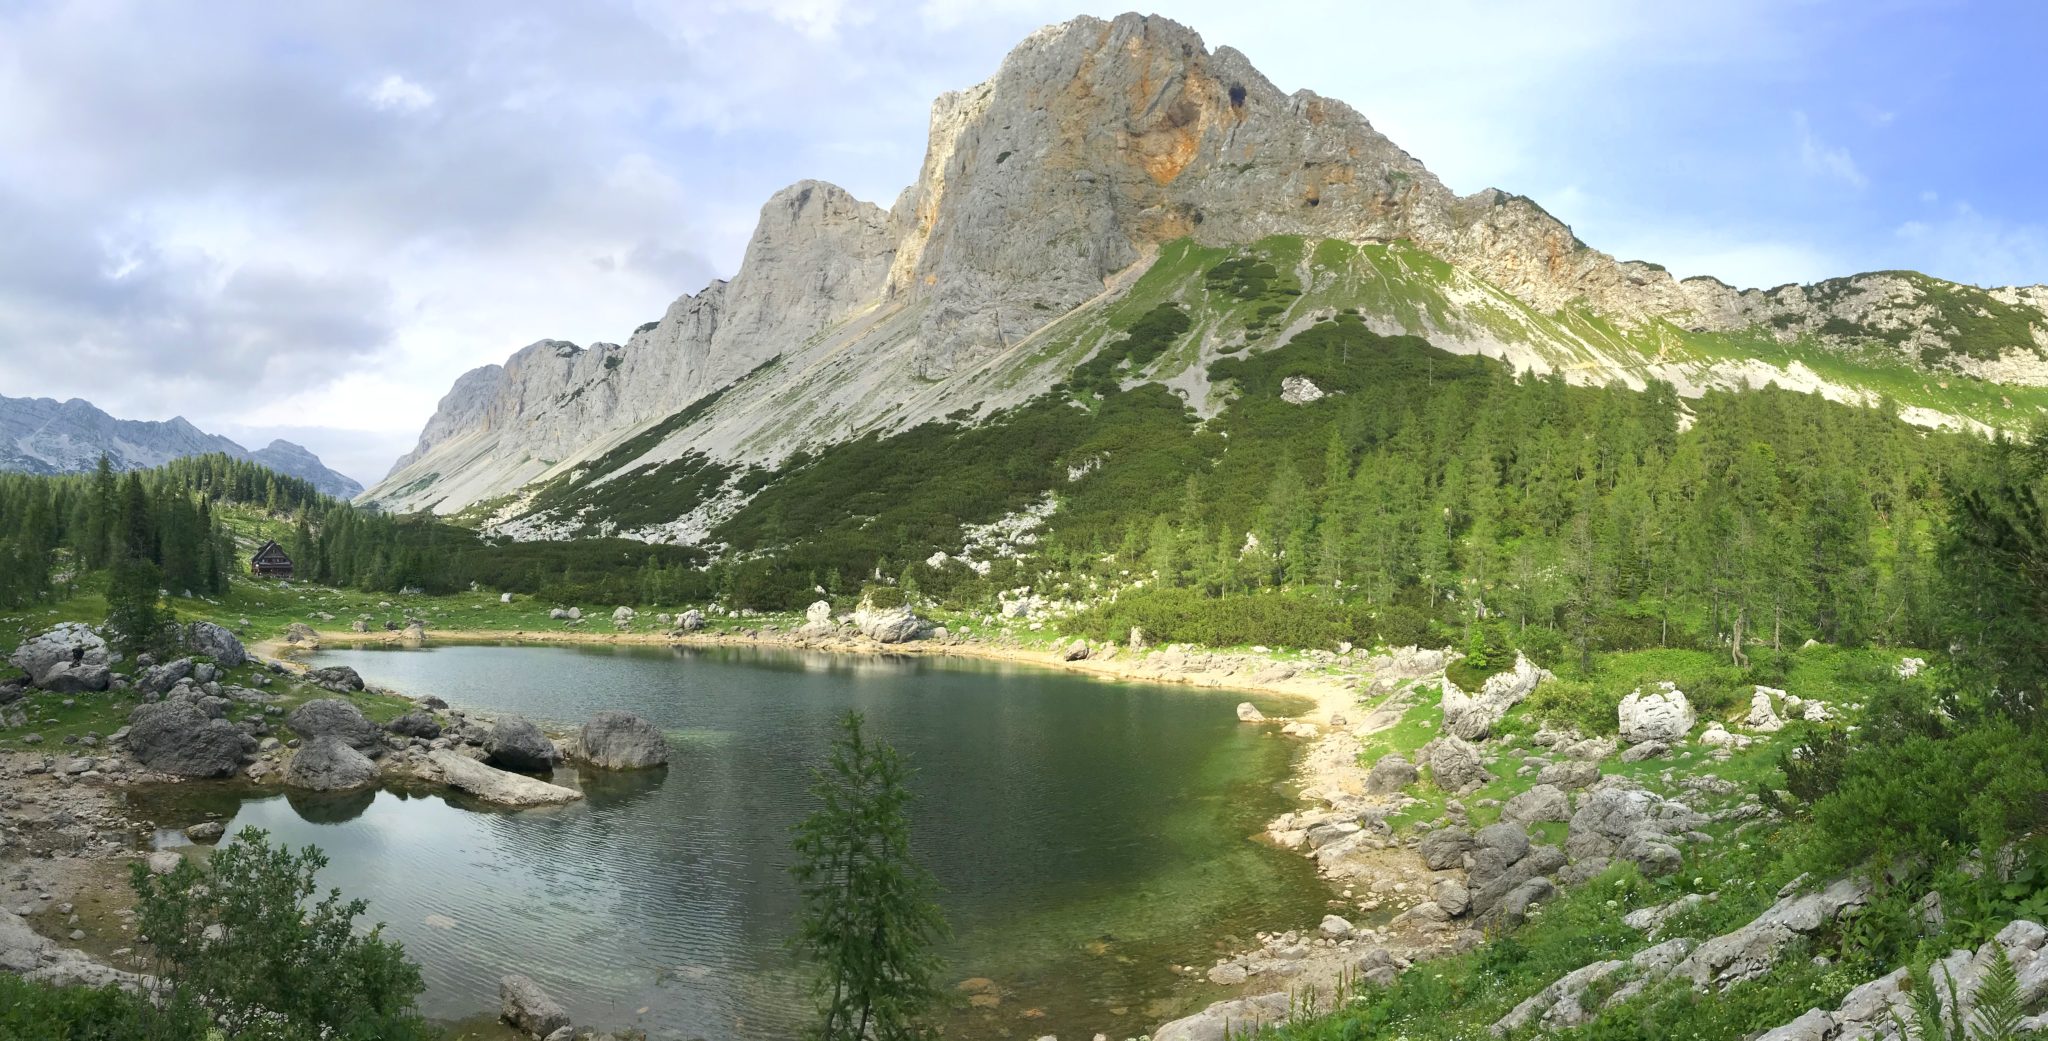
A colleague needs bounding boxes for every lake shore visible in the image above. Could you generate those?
[8,619,1450,1039]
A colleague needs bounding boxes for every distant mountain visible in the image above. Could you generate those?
[0,393,363,499]
[366,12,2048,523]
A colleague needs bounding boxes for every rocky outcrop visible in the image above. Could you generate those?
[181,621,247,668]
[1750,919,2048,1041]
[360,10,2048,534]
[282,623,321,649]
[1617,683,1695,744]
[124,702,250,777]
[575,711,669,770]
[1152,991,1294,1041]
[1366,753,1418,795]
[428,750,581,807]
[1440,654,1549,741]
[1423,733,1492,794]
[283,735,379,791]
[1564,782,1703,879]
[1677,875,1871,988]
[485,716,562,772]
[0,906,154,992]
[8,623,111,693]
[306,665,362,692]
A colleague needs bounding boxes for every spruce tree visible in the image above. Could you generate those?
[790,712,947,1041]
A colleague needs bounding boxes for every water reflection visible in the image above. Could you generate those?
[138,643,1325,1041]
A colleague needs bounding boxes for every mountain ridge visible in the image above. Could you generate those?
[364,12,2047,524]
[0,392,364,499]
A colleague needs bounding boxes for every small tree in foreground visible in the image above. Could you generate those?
[130,827,430,1040]
[790,711,948,1041]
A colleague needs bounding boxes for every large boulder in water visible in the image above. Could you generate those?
[9,623,111,693]
[576,711,669,770]
[125,702,250,777]
[182,621,246,669]
[283,735,378,791]
[485,716,561,772]
[286,699,385,754]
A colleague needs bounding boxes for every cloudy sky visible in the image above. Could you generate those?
[2,0,2043,485]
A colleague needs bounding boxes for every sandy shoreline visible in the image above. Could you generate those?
[258,625,1362,722]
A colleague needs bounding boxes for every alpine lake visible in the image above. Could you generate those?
[122,642,1330,1040]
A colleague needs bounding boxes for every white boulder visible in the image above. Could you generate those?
[1618,683,1695,744]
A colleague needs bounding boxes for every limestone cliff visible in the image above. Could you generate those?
[364,12,2047,519]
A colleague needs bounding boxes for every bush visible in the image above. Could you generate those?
[1808,717,2048,872]
[0,973,203,1040]
[131,827,432,1040]
[1523,677,1617,735]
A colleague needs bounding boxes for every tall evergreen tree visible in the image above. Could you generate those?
[790,712,947,1041]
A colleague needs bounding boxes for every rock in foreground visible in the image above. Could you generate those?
[499,973,571,1036]
[576,710,669,770]
[124,702,249,777]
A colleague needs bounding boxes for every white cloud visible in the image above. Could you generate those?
[1796,111,1867,189]
[366,73,435,113]
[1895,203,2047,288]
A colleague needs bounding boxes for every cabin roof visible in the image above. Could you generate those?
[251,539,291,563]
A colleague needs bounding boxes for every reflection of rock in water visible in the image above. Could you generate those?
[283,786,377,824]
[574,765,668,809]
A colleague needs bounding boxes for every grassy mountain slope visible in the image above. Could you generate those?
[490,236,2034,547]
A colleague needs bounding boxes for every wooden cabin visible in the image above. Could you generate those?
[250,540,294,579]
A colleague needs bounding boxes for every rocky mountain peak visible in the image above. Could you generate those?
[362,11,2048,520]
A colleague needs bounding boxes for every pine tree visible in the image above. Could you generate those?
[790,712,947,1041]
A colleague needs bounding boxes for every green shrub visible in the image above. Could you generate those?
[131,827,432,1040]
[1808,717,2048,872]
[1523,677,1617,735]
[0,973,202,1040]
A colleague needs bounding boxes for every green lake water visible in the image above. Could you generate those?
[129,643,1329,1040]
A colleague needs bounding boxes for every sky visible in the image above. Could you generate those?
[1,0,2043,485]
